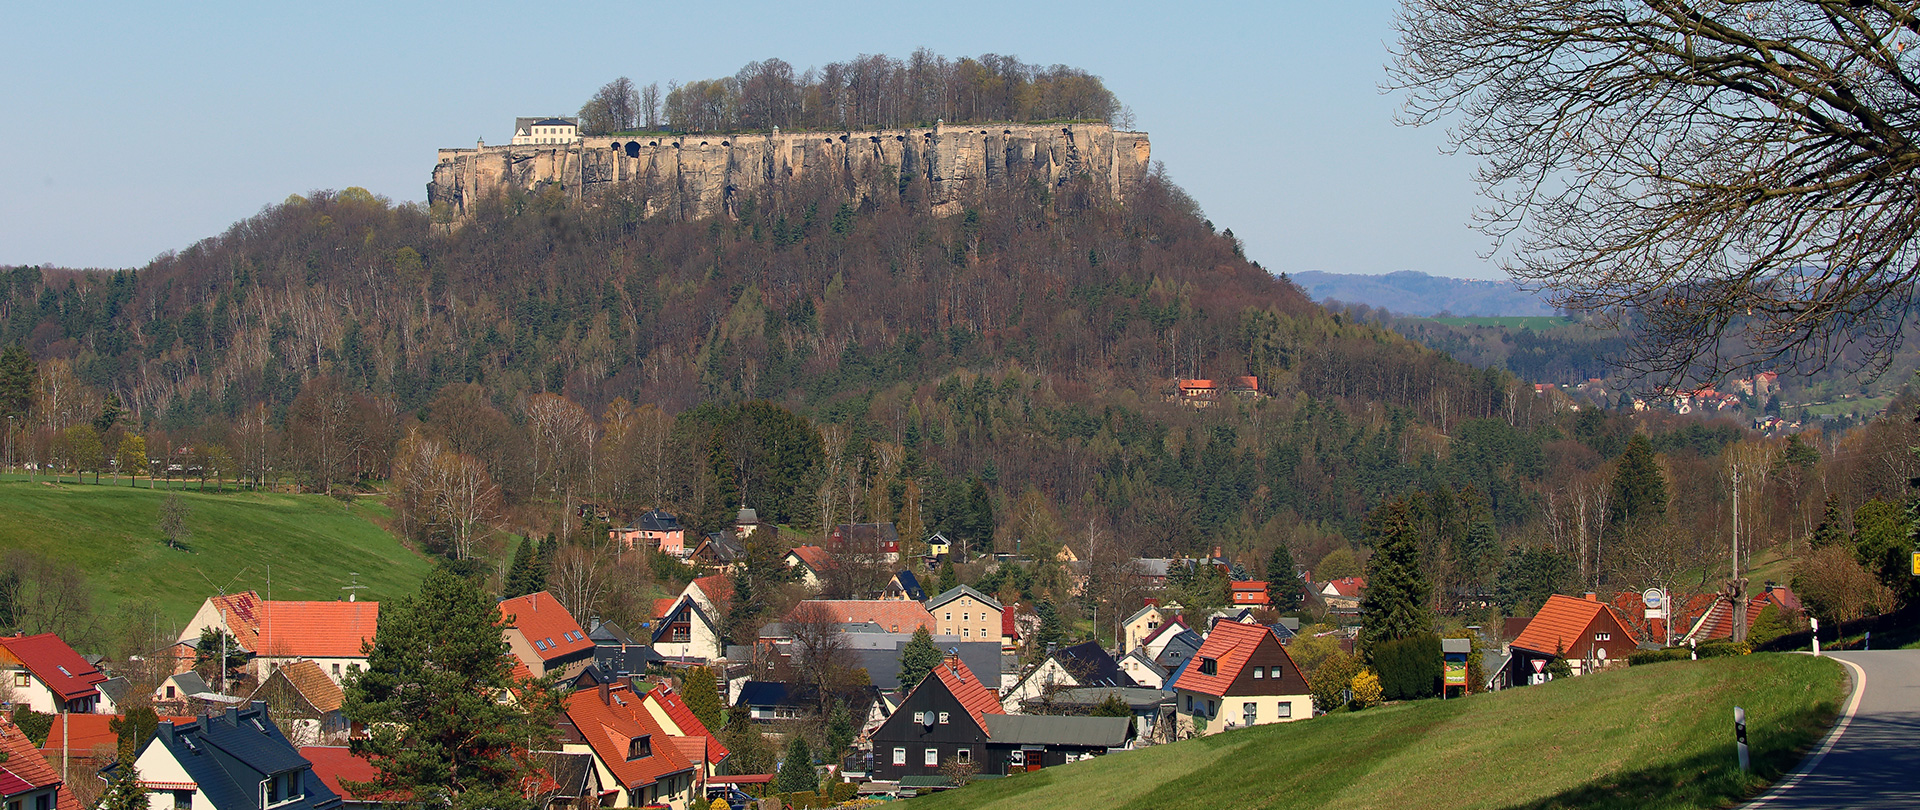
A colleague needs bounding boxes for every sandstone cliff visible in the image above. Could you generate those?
[428,122,1150,219]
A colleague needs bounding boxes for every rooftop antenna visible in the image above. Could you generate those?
[342,573,367,603]
[193,565,253,696]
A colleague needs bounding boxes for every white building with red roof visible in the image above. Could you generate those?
[561,682,702,809]
[0,633,108,714]
[499,591,595,680]
[1168,621,1310,737]
[177,592,380,684]
[0,716,82,810]
[1506,594,1639,685]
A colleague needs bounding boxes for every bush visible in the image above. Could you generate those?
[1310,652,1362,713]
[9,706,52,745]
[1748,604,1791,646]
[1350,669,1383,709]
[828,782,859,803]
[1627,648,1692,666]
[1371,633,1442,701]
[1696,640,1751,658]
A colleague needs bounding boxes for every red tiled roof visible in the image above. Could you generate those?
[1001,608,1019,640]
[0,633,107,701]
[564,686,697,790]
[252,601,381,660]
[1178,379,1216,390]
[788,545,831,573]
[1322,577,1366,598]
[643,686,727,765]
[790,601,933,634]
[207,592,266,650]
[651,598,678,623]
[1513,595,1640,655]
[40,713,191,760]
[274,659,345,714]
[1170,620,1291,697]
[692,575,733,615]
[0,719,62,798]
[299,746,409,803]
[928,657,1002,731]
[500,592,592,663]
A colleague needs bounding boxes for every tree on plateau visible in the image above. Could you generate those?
[1391,2,1920,380]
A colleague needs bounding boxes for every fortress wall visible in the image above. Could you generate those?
[428,122,1149,220]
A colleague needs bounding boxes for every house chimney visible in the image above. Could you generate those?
[598,681,611,705]
[1583,592,1598,602]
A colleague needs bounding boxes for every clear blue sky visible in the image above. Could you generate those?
[1,1,1504,280]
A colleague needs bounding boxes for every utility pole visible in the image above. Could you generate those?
[1729,467,1749,643]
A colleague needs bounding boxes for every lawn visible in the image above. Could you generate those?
[0,479,435,629]
[911,654,1844,810]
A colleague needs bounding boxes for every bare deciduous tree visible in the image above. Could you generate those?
[1391,1,1920,380]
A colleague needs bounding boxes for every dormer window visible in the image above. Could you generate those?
[1199,657,1218,676]
[263,770,303,806]
[628,735,652,759]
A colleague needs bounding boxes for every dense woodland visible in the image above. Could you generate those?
[1,154,1916,641]
[576,49,1126,135]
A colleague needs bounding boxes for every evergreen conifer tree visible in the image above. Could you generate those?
[1810,494,1846,549]
[1359,497,1434,658]
[775,735,816,794]
[343,566,559,810]
[1265,543,1303,611]
[824,701,853,760]
[97,754,148,810]
[1607,434,1668,537]
[898,626,944,689]
[505,537,539,597]
[681,666,724,733]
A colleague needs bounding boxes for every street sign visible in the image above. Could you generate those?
[1531,659,1547,674]
[1911,551,1919,576]
[1642,588,1664,609]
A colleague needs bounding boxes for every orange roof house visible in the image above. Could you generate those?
[638,685,728,768]
[1508,594,1639,684]
[177,592,379,683]
[0,633,109,714]
[1169,621,1311,736]
[563,683,701,807]
[500,591,595,680]
[1230,580,1270,606]
[784,545,833,589]
[0,717,81,810]
[787,600,934,634]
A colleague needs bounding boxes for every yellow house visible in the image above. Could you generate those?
[1122,604,1171,655]
[927,585,1002,644]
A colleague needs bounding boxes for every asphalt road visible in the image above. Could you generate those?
[1746,650,1920,809]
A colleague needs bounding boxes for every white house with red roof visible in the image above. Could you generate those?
[651,576,733,661]
[634,685,728,777]
[561,682,703,809]
[0,633,108,714]
[0,716,82,810]
[177,592,379,684]
[782,545,832,590]
[500,591,595,680]
[1169,621,1310,737]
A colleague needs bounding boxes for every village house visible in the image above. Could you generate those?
[0,632,108,714]
[1117,649,1169,690]
[1506,594,1640,685]
[926,586,1001,644]
[1000,641,1134,713]
[882,570,927,601]
[828,522,901,563]
[1317,577,1366,615]
[129,702,340,810]
[783,546,831,590]
[608,510,686,556]
[787,600,934,635]
[1230,580,1270,606]
[560,682,702,809]
[1169,621,1311,737]
[1,717,81,810]
[1121,604,1172,655]
[500,591,596,681]
[651,575,733,661]
[1139,621,1204,672]
[1681,584,1803,646]
[248,660,348,745]
[177,593,379,684]
[869,654,1131,783]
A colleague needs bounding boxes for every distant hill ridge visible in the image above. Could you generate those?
[1292,270,1556,317]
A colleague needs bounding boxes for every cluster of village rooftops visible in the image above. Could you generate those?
[0,505,1800,809]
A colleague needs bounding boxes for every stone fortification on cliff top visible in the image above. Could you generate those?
[428,121,1150,220]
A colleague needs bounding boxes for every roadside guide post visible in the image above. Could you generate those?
[1734,707,1750,772]
[1810,617,1820,656]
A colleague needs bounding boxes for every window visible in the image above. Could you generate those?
[263,771,301,806]
[913,712,925,724]
[1277,702,1292,719]
[35,796,51,810]
[1252,667,1264,679]
[1243,702,1257,726]
[944,613,951,622]
[1199,658,1218,676]
[12,672,26,688]
[1596,632,1611,641]
[956,749,970,764]
[892,748,906,765]
[963,613,970,622]
[938,712,949,725]
[628,735,652,759]
[962,627,969,638]
[924,748,938,766]
[1183,695,1192,712]
[8,798,21,810]
[332,663,341,677]
[166,685,176,699]
[173,790,192,810]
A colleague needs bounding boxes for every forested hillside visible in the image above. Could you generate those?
[2,152,1915,639]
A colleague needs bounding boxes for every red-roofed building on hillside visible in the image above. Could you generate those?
[1508,594,1639,685]
[868,654,1003,781]
[1682,584,1804,646]
[177,592,379,684]
[1230,581,1270,606]
[561,683,701,809]
[783,545,832,590]
[1,717,81,810]
[1169,621,1310,737]
[501,592,595,680]
[788,600,934,635]
[652,576,734,661]
[0,633,108,714]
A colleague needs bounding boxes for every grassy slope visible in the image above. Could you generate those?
[0,480,434,628]
[914,654,1843,810]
